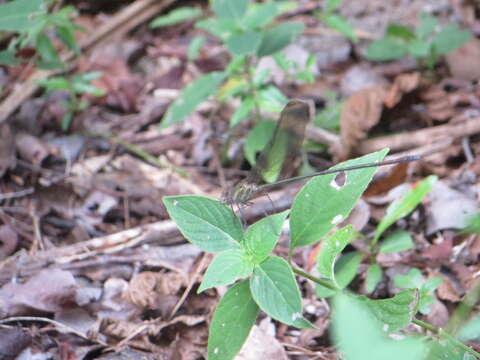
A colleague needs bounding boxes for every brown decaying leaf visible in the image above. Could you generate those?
[0,224,19,260]
[15,132,51,166]
[446,38,480,81]
[0,123,16,177]
[336,72,420,158]
[0,269,77,316]
[0,328,32,360]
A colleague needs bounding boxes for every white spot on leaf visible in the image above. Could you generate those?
[331,214,343,225]
[291,312,302,321]
[214,348,219,354]
[173,200,178,206]
[383,324,389,332]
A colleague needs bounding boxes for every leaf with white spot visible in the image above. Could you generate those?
[316,226,356,286]
[290,149,388,248]
[208,280,259,360]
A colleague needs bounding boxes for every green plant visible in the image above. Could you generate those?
[38,72,105,130]
[365,13,471,68]
[163,148,480,360]
[0,0,82,68]
[316,0,357,42]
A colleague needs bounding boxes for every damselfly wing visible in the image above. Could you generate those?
[222,99,420,206]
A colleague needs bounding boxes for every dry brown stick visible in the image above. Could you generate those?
[0,0,177,123]
[358,118,480,154]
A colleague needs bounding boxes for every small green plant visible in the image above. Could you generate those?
[365,13,471,68]
[38,72,105,130]
[0,0,82,68]
[163,149,479,360]
[316,0,357,42]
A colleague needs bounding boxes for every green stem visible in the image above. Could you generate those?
[243,57,261,122]
[412,318,480,359]
[292,266,337,291]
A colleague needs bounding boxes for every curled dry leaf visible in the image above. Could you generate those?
[446,38,480,81]
[15,132,51,166]
[0,224,18,260]
[123,271,185,313]
[335,73,420,159]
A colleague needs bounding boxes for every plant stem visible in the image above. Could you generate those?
[412,318,480,359]
[292,266,337,291]
[243,57,262,122]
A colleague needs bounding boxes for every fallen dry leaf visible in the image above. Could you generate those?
[446,38,480,81]
[0,123,16,177]
[0,224,19,260]
[15,132,51,166]
[0,327,32,360]
[383,72,420,108]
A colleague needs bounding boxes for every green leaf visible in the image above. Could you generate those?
[458,315,480,341]
[323,14,357,42]
[407,38,431,58]
[290,149,389,248]
[317,226,356,285]
[38,76,70,91]
[212,0,249,19]
[365,37,408,61]
[257,22,304,57]
[56,24,80,54]
[161,71,225,129]
[250,256,314,328]
[195,17,237,39]
[365,263,383,294]
[0,50,18,65]
[0,0,45,31]
[208,280,259,360]
[394,268,424,289]
[386,24,416,40]
[325,0,343,12]
[150,6,202,28]
[241,2,281,30]
[432,24,471,56]
[244,211,289,263]
[225,31,262,56]
[379,230,414,254]
[332,293,426,360]
[187,35,205,60]
[362,289,420,332]
[198,249,254,292]
[36,33,60,64]
[244,119,276,167]
[374,175,437,244]
[315,251,364,298]
[163,195,243,252]
[230,96,254,126]
[416,13,438,39]
[427,338,474,360]
[258,85,288,112]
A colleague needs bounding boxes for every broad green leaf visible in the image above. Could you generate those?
[187,35,205,60]
[163,195,243,252]
[38,76,70,91]
[208,280,259,360]
[198,249,254,292]
[394,268,424,289]
[416,13,438,39]
[316,251,364,298]
[160,71,225,129]
[332,293,426,360]
[230,96,254,126]
[386,24,416,40]
[427,337,473,360]
[374,175,437,244]
[250,256,314,328]
[258,85,288,112]
[458,315,480,341]
[212,0,248,19]
[195,17,237,39]
[244,120,276,167]
[256,22,304,57]
[241,2,281,30]
[432,24,471,55]
[56,25,80,54]
[379,230,414,254]
[407,38,431,58]
[365,263,383,294]
[317,226,355,284]
[0,0,45,31]
[365,37,408,61]
[463,212,480,234]
[36,33,60,64]
[362,289,420,332]
[323,14,357,42]
[291,149,388,248]
[225,31,262,56]
[150,6,202,28]
[244,211,289,263]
